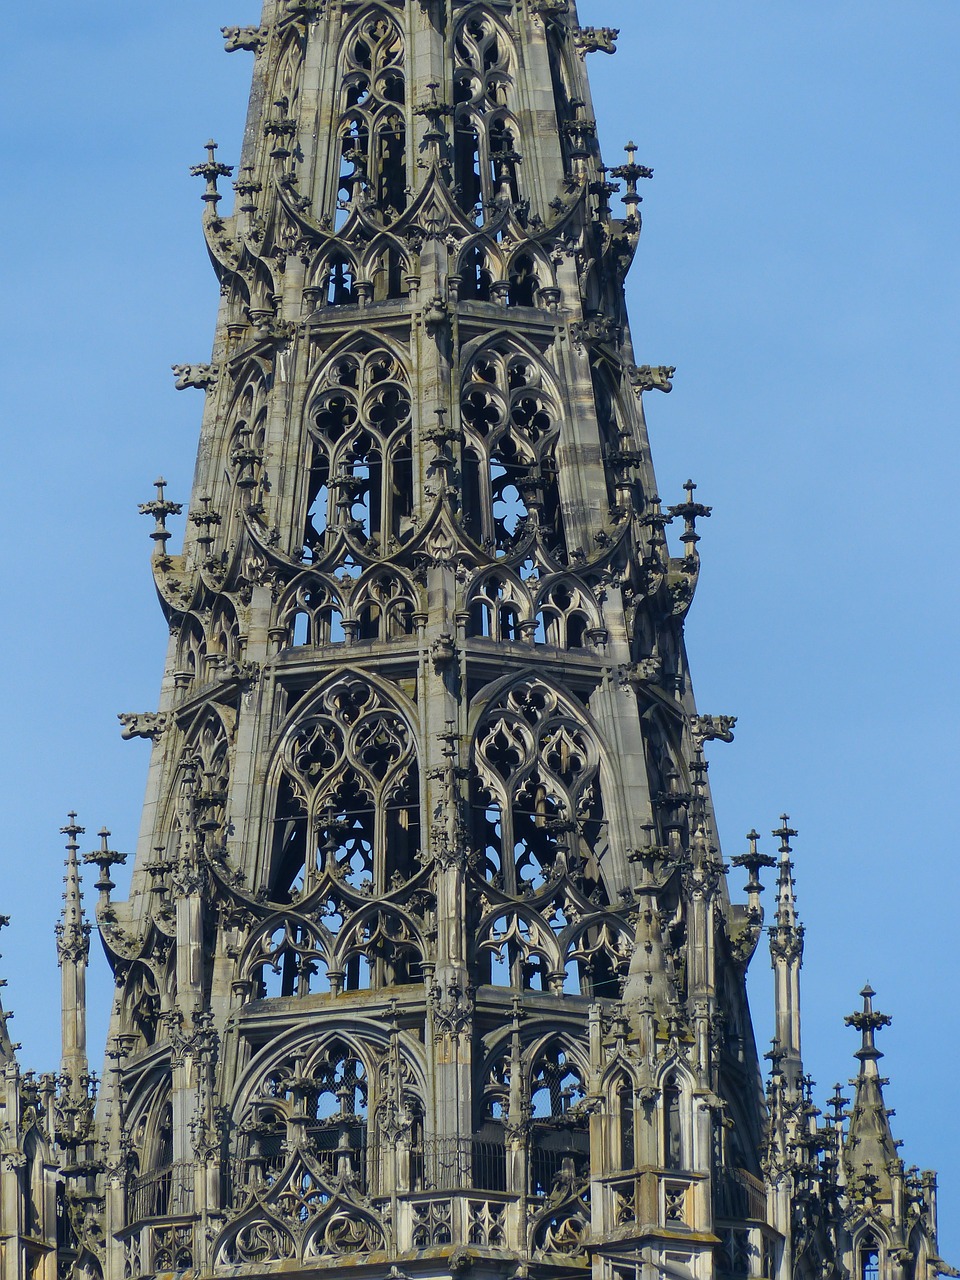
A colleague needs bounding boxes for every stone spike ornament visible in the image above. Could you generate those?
[0,5,948,1280]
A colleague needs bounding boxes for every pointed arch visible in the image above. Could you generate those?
[506,244,556,307]
[265,672,421,903]
[475,902,563,992]
[357,230,412,302]
[465,567,534,641]
[303,341,414,559]
[334,8,407,220]
[469,676,610,901]
[526,1035,591,1196]
[278,572,347,648]
[453,8,521,216]
[350,566,419,642]
[534,575,602,649]
[458,337,566,560]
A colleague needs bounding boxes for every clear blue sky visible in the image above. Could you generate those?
[1,0,957,1257]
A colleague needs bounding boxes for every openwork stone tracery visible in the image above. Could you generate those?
[18,8,945,1280]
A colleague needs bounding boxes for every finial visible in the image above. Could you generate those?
[60,813,86,852]
[190,494,222,552]
[82,828,127,908]
[731,828,777,899]
[667,480,712,554]
[233,164,263,215]
[190,139,234,206]
[844,983,892,1065]
[610,141,653,220]
[138,477,183,554]
[773,814,798,856]
[827,1082,850,1127]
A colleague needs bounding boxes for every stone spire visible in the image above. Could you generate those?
[36,7,948,1280]
[56,813,90,1092]
[769,814,803,1091]
[843,983,900,1203]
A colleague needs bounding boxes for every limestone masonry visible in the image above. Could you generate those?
[0,6,948,1280]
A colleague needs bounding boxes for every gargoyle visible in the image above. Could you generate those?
[171,363,218,392]
[575,27,620,56]
[118,713,169,742]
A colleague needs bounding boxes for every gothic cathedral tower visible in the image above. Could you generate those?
[3,6,946,1280]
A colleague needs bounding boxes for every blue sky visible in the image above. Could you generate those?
[1,0,958,1257]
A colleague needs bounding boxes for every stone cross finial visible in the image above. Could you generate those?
[731,829,777,898]
[773,814,798,855]
[138,477,183,552]
[610,140,653,220]
[60,813,85,849]
[845,983,892,1062]
[82,828,127,906]
[667,479,712,553]
[190,139,234,206]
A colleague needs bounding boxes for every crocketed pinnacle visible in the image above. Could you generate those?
[843,984,900,1203]
[0,914,15,1064]
[56,813,91,966]
[771,815,801,940]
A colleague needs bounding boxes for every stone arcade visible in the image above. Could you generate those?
[0,5,949,1280]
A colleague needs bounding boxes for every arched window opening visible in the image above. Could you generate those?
[460,246,493,301]
[475,801,504,884]
[342,906,423,990]
[407,1103,426,1192]
[303,1043,369,1188]
[269,776,308,903]
[480,912,552,992]
[488,118,521,202]
[269,680,419,919]
[536,581,596,650]
[460,346,562,559]
[336,14,406,222]
[508,254,539,307]
[320,774,376,894]
[390,441,414,540]
[150,1101,174,1217]
[663,1075,683,1171]
[306,347,413,552]
[250,924,329,1001]
[379,113,407,216]
[372,245,407,301]
[529,1047,589,1196]
[468,574,526,643]
[453,14,520,217]
[473,1053,510,1193]
[472,682,609,910]
[861,1241,880,1280]
[618,1080,636,1170]
[326,253,356,307]
[385,767,421,886]
[460,447,483,538]
[354,572,417,643]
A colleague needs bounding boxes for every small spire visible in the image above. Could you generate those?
[843,984,900,1204]
[58,815,91,1091]
[622,893,677,1020]
[769,816,803,1091]
[56,812,91,965]
[0,915,17,1063]
[772,814,800,931]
